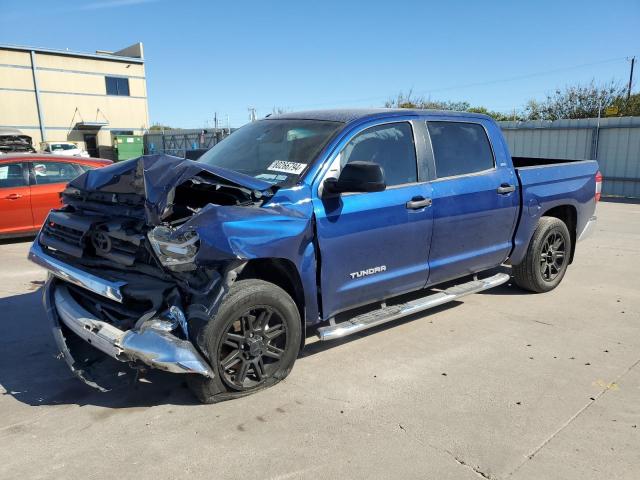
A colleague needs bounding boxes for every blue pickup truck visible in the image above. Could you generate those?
[29,109,601,402]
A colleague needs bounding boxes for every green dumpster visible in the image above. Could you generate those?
[113,135,144,161]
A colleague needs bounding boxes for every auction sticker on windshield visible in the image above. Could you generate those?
[267,160,307,174]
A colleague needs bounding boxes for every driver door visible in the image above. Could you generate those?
[312,121,433,319]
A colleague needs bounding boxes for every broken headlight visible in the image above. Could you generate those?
[148,226,199,269]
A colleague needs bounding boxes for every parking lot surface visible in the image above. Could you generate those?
[1,201,638,480]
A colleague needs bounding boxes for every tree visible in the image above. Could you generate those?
[611,92,640,116]
[385,90,516,121]
[523,80,626,120]
[149,123,175,131]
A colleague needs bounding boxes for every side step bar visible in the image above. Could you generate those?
[317,272,510,341]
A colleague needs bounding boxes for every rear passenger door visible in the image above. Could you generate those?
[0,161,33,235]
[424,119,518,285]
[29,160,84,227]
[313,120,433,318]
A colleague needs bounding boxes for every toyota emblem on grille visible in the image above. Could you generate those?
[91,231,112,254]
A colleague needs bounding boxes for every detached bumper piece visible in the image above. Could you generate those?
[29,240,126,303]
[52,283,213,378]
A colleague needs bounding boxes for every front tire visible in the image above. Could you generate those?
[512,216,572,293]
[187,279,301,404]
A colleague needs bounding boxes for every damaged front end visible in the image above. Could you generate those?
[28,154,298,391]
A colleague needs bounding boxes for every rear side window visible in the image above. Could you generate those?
[340,122,417,187]
[427,121,494,178]
[33,162,83,185]
[0,163,27,188]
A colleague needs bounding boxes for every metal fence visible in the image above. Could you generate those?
[498,117,640,198]
[144,128,231,158]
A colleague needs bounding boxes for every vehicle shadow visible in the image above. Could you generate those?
[0,289,198,408]
[0,235,36,245]
[1,267,526,408]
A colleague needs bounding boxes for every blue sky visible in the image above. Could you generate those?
[3,0,639,128]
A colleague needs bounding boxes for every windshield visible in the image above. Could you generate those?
[53,143,78,151]
[198,119,343,185]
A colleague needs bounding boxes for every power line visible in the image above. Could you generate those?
[257,55,633,111]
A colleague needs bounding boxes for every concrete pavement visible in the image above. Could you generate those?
[1,200,638,479]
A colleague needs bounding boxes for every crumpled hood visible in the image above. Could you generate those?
[65,154,275,224]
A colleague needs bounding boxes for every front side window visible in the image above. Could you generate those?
[336,122,417,187]
[33,162,83,185]
[105,76,130,96]
[199,119,343,185]
[0,163,27,188]
[427,121,494,178]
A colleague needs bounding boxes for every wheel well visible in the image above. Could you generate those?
[541,205,577,263]
[238,258,306,334]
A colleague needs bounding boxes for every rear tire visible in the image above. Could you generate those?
[187,279,301,404]
[512,216,571,293]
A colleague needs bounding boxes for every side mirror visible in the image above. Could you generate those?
[323,161,386,195]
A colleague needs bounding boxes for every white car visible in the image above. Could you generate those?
[41,141,90,158]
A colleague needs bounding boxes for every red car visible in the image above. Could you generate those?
[0,154,112,238]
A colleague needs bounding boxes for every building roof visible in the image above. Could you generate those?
[267,108,491,124]
[0,43,144,64]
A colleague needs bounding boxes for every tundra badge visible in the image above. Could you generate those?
[350,265,387,279]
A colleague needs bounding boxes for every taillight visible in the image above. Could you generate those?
[595,171,603,202]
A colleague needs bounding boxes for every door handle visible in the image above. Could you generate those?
[497,184,516,194]
[4,193,23,200]
[406,196,432,209]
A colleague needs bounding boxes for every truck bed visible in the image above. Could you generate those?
[509,158,599,266]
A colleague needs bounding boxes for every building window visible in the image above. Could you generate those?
[105,76,130,96]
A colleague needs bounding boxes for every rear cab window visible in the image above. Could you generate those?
[0,162,27,188]
[426,121,494,178]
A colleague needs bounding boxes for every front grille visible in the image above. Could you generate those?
[40,209,148,266]
[40,211,93,258]
[92,232,143,266]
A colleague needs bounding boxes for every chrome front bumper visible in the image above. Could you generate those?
[51,282,213,378]
[578,215,597,242]
[30,238,213,381]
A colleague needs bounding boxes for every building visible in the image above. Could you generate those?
[0,42,149,158]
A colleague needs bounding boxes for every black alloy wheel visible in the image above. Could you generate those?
[187,279,301,403]
[218,306,288,390]
[539,231,566,281]
[512,216,572,293]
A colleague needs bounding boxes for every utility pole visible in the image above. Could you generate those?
[226,114,230,134]
[627,56,635,101]
[214,112,218,131]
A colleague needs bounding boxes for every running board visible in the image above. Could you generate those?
[316,272,510,341]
